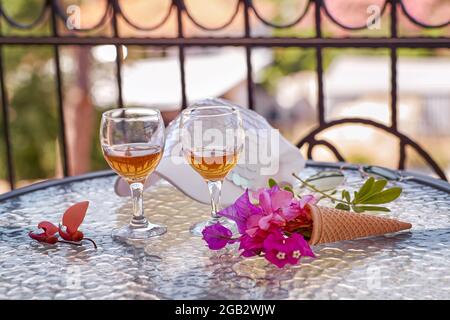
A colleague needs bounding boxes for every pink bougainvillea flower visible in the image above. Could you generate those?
[263,232,315,268]
[202,222,236,250]
[256,186,292,215]
[240,214,281,257]
[29,221,59,244]
[202,185,317,268]
[245,214,266,237]
[282,194,316,221]
[245,213,281,239]
[217,190,262,235]
[284,199,315,233]
[241,187,285,234]
[293,233,316,259]
[257,212,286,231]
[245,186,294,234]
[263,232,295,268]
[58,201,89,242]
[239,231,271,257]
[239,236,261,257]
[298,194,317,208]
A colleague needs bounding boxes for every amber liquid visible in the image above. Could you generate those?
[186,149,238,181]
[103,143,163,183]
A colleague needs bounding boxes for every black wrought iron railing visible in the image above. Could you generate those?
[0,0,449,191]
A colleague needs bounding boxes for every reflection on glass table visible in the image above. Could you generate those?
[0,163,449,299]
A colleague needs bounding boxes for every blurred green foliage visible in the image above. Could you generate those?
[0,0,57,182]
[90,109,108,172]
[0,0,108,183]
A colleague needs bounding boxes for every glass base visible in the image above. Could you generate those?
[190,217,237,237]
[112,223,167,242]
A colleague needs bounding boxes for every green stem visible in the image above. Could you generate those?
[292,173,350,205]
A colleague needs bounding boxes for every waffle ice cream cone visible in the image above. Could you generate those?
[307,205,412,245]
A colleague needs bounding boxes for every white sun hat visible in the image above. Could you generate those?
[114,98,305,206]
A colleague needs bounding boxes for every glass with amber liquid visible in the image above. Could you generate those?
[103,144,162,183]
[187,149,238,181]
[180,105,244,235]
[100,108,166,241]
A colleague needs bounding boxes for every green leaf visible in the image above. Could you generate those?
[355,177,375,202]
[335,203,350,211]
[268,178,278,188]
[283,185,294,194]
[362,187,402,204]
[355,205,391,212]
[342,190,351,203]
[352,205,365,213]
[371,179,388,194]
[357,179,388,203]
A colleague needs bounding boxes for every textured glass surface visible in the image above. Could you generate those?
[0,168,449,299]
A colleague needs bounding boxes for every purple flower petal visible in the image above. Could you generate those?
[263,232,291,268]
[218,190,261,234]
[203,186,316,267]
[281,203,301,221]
[258,190,273,214]
[265,250,289,268]
[202,223,234,250]
[298,194,317,208]
[291,233,315,258]
[262,232,315,268]
[271,188,293,211]
[239,233,267,257]
[258,213,286,231]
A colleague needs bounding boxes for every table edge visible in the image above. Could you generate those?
[0,170,114,202]
[0,162,449,202]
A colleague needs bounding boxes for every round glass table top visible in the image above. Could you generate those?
[0,166,449,299]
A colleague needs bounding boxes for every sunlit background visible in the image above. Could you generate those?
[0,0,449,193]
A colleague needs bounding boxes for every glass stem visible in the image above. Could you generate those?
[129,182,148,228]
[207,180,223,219]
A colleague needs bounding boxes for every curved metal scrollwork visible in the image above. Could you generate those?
[116,0,174,32]
[321,0,389,31]
[297,119,448,180]
[0,0,48,29]
[183,0,241,31]
[250,0,311,29]
[306,138,345,162]
[398,0,450,29]
[0,0,447,32]
[53,0,113,32]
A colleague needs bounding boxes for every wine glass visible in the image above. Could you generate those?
[180,105,245,236]
[100,108,167,241]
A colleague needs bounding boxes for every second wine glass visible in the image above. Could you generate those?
[180,105,245,236]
